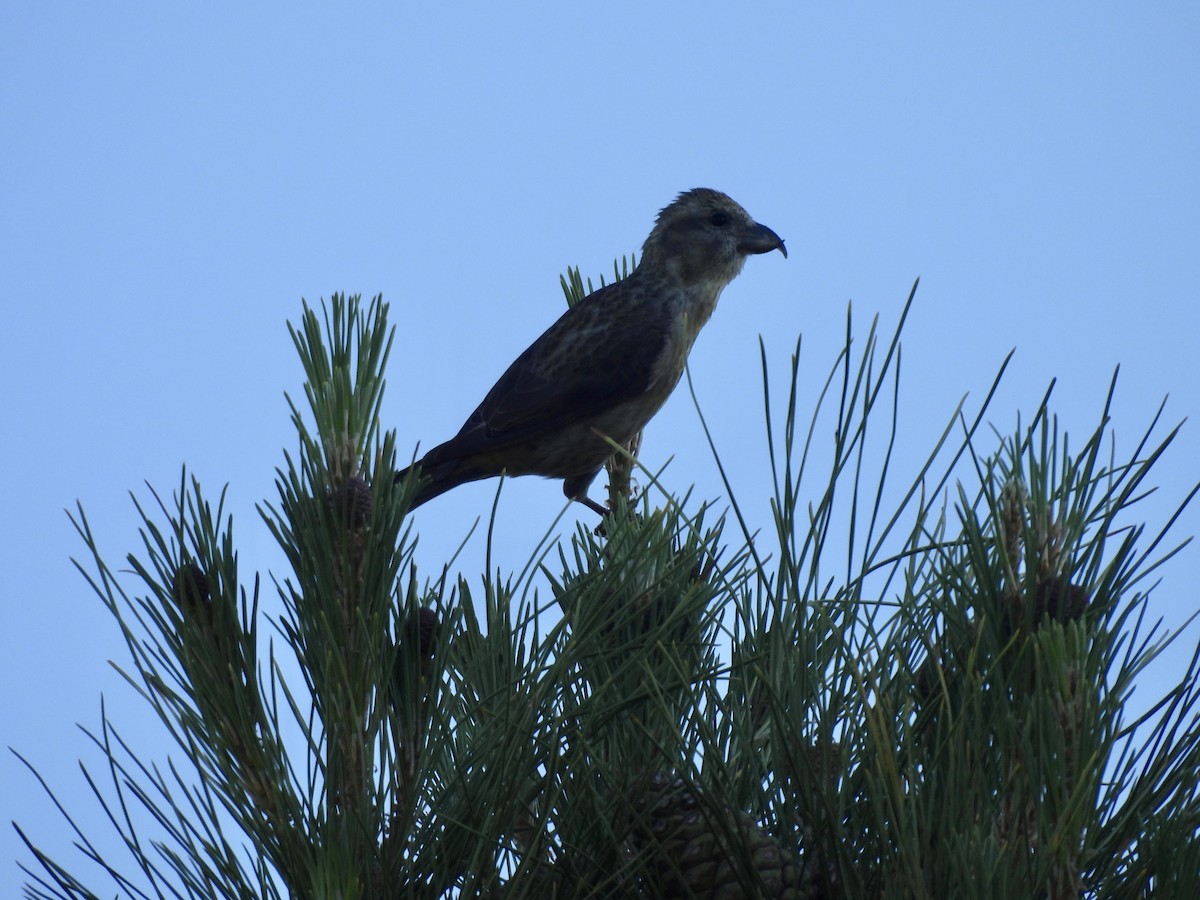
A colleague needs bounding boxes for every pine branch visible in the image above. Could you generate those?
[14,284,1198,899]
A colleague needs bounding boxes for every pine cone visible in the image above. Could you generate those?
[332,475,374,530]
[395,606,441,689]
[414,606,440,660]
[1032,576,1089,626]
[171,561,213,625]
[170,561,250,689]
[625,772,816,899]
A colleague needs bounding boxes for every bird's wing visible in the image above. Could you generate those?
[436,280,670,456]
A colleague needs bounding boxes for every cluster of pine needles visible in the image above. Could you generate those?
[14,283,1200,898]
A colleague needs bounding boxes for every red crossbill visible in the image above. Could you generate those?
[397,188,786,515]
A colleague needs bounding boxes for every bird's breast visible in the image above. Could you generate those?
[647,285,722,394]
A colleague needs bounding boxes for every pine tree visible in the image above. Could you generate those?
[14,285,1200,898]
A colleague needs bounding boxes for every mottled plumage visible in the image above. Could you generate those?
[398,188,786,514]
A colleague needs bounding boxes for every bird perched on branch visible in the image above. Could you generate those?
[397,188,786,515]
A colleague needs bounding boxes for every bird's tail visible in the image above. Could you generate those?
[395,464,437,509]
[394,459,484,509]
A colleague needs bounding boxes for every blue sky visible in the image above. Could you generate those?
[3,4,1198,892]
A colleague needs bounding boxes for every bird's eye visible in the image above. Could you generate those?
[708,211,730,227]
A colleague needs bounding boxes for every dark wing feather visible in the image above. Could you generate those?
[430,278,668,460]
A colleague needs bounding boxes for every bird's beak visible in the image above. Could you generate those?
[738,222,788,259]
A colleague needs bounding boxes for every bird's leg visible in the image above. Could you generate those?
[563,470,609,518]
[564,470,644,538]
[578,494,610,517]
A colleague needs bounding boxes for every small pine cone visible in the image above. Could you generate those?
[1032,576,1089,626]
[332,475,373,530]
[171,562,248,683]
[171,562,213,624]
[415,606,440,659]
[914,653,939,701]
[396,606,441,686]
[626,772,815,900]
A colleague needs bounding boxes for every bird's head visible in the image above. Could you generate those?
[639,188,786,288]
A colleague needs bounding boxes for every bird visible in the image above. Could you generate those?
[396,188,786,516]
